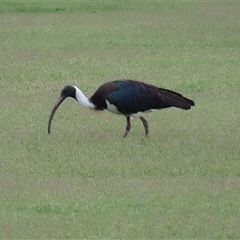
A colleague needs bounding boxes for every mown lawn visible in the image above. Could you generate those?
[0,1,240,238]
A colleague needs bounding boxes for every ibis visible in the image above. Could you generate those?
[48,79,195,138]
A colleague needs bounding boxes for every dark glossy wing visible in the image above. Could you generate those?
[90,79,194,114]
[106,80,194,114]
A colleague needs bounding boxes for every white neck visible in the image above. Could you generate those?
[74,86,95,109]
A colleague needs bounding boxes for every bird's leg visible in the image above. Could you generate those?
[123,116,131,138]
[140,116,149,137]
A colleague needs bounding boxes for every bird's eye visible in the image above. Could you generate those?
[61,90,67,96]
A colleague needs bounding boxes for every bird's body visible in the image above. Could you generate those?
[48,79,195,137]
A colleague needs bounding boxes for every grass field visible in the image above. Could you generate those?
[1,1,240,238]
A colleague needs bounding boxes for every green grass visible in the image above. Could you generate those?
[1,1,240,238]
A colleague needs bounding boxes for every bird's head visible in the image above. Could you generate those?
[60,85,77,100]
[48,85,77,134]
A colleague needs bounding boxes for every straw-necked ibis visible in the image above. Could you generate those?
[48,79,195,137]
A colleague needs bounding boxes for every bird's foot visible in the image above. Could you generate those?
[123,130,129,138]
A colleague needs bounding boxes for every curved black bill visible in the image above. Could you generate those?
[48,96,65,134]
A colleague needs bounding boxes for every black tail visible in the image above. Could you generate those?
[158,88,195,110]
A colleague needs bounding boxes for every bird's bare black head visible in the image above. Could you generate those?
[48,85,76,134]
[60,85,77,100]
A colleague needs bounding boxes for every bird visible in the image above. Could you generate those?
[48,79,195,138]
